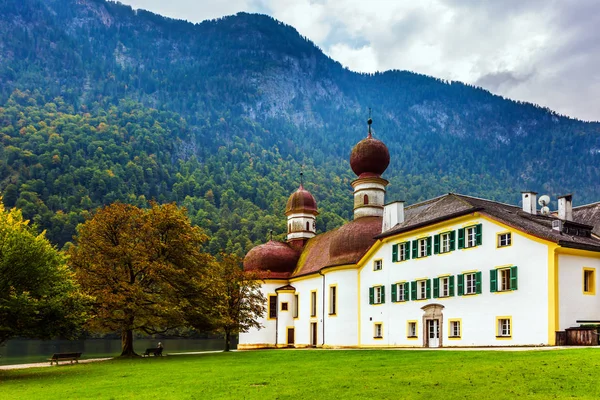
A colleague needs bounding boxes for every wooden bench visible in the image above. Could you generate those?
[48,352,82,365]
[143,347,163,357]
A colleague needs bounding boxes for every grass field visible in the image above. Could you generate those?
[1,348,600,399]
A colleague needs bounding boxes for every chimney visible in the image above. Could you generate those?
[382,201,404,233]
[558,194,573,221]
[521,191,537,214]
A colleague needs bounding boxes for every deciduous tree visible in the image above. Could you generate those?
[0,201,87,345]
[69,202,216,356]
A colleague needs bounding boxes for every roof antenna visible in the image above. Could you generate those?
[368,108,373,138]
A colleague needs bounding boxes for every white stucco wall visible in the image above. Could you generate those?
[238,281,281,348]
[322,269,358,346]
[290,276,322,346]
[558,254,600,330]
[359,216,551,347]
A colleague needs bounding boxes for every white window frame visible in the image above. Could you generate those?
[465,273,476,295]
[418,280,427,300]
[440,232,451,253]
[374,286,383,304]
[440,276,450,297]
[498,318,511,337]
[397,283,406,302]
[293,294,299,318]
[374,323,383,338]
[408,321,417,337]
[399,242,409,261]
[418,238,428,258]
[498,232,511,247]
[310,291,317,317]
[373,259,382,271]
[499,268,511,291]
[466,226,477,248]
[450,320,461,337]
[329,286,337,315]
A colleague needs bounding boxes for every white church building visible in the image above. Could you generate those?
[240,119,600,348]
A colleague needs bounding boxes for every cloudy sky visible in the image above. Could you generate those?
[118,0,600,122]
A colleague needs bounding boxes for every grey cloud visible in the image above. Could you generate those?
[475,70,536,92]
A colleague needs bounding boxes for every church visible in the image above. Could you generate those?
[239,119,600,348]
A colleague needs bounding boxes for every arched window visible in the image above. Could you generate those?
[306,221,310,231]
[288,223,291,233]
[313,221,316,230]
[364,194,369,205]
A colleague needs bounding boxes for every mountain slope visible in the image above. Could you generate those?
[0,0,599,252]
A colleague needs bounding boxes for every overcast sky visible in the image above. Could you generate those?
[118,0,600,122]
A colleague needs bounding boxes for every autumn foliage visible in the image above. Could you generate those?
[69,202,216,356]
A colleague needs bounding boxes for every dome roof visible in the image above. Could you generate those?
[328,216,383,265]
[285,185,318,215]
[243,240,299,276]
[350,132,390,178]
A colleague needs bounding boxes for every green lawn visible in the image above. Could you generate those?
[1,349,600,399]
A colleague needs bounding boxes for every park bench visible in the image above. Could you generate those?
[143,347,163,357]
[48,352,82,365]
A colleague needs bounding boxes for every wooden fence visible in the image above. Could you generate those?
[556,327,600,346]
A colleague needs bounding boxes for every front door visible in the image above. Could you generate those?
[427,319,440,348]
[310,322,317,346]
[287,328,295,346]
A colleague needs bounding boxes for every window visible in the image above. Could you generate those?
[490,266,518,292]
[392,241,410,262]
[329,285,337,315]
[391,282,409,302]
[306,221,310,231]
[369,286,385,304]
[584,268,596,295]
[364,194,369,205]
[457,272,481,295]
[434,231,455,254]
[281,302,288,311]
[458,224,482,249]
[411,279,431,300]
[412,237,432,258]
[269,295,277,319]
[310,291,317,317]
[288,223,291,233]
[497,317,512,338]
[449,320,461,338]
[433,276,454,298]
[293,294,299,318]
[373,259,382,271]
[374,323,383,339]
[497,232,512,247]
[407,321,418,338]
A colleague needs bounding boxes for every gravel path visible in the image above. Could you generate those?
[0,358,113,370]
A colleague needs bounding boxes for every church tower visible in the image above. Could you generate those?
[285,174,318,250]
[349,117,390,219]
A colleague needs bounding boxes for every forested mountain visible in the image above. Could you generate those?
[1,0,599,254]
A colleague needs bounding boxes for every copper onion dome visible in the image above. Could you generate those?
[349,119,390,178]
[243,240,299,274]
[285,184,318,215]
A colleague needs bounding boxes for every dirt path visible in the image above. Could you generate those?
[0,358,112,370]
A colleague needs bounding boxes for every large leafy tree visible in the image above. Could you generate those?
[209,254,266,352]
[69,202,216,356]
[0,201,88,345]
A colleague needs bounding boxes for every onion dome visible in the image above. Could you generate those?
[329,216,383,265]
[285,184,318,215]
[349,119,390,178]
[243,240,299,275]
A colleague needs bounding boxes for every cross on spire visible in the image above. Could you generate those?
[368,108,373,137]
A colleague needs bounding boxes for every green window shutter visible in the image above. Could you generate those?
[411,281,417,301]
[458,228,465,249]
[412,240,418,259]
[427,236,432,256]
[404,243,411,260]
[426,279,431,299]
[391,283,397,302]
[476,224,482,246]
[381,286,386,304]
[392,244,398,262]
[404,282,410,301]
[369,287,374,305]
[450,230,456,251]
[510,266,518,290]
[433,277,440,298]
[476,271,482,294]
[457,274,464,296]
[490,269,498,293]
[434,234,440,254]
[449,275,455,297]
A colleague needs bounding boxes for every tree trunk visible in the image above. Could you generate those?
[225,330,231,352]
[121,328,137,356]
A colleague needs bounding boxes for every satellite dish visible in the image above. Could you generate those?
[538,195,550,207]
[541,206,550,216]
